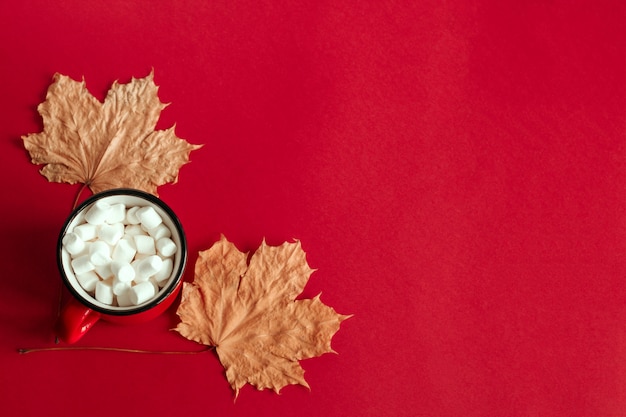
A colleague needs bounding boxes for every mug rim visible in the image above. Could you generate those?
[56,188,187,316]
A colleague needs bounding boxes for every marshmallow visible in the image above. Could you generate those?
[137,255,163,277]
[106,203,126,224]
[130,259,147,282]
[98,222,124,246]
[110,261,135,283]
[132,256,160,283]
[112,277,131,296]
[125,206,141,225]
[124,224,146,237]
[71,241,90,258]
[116,289,133,307]
[89,240,111,266]
[73,223,98,241]
[156,237,177,257]
[133,235,155,255]
[133,253,150,261]
[136,206,162,229]
[62,233,85,255]
[146,223,171,240]
[129,281,156,305]
[148,277,160,294]
[76,270,99,292]
[71,254,95,275]
[95,280,114,305]
[84,200,111,225]
[153,257,173,285]
[95,263,113,280]
[112,238,136,264]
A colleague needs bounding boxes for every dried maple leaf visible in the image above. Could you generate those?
[22,72,201,196]
[175,236,350,397]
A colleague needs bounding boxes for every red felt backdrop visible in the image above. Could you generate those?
[1,1,625,416]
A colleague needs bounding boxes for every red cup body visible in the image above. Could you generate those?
[55,189,187,344]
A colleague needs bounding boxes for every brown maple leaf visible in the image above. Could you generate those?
[22,72,201,196]
[175,236,351,397]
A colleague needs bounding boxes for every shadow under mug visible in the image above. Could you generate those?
[55,188,188,344]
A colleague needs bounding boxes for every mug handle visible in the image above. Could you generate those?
[55,297,101,344]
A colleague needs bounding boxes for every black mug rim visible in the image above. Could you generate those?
[56,188,187,316]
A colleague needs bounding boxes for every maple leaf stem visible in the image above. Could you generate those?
[17,346,214,355]
[72,182,90,211]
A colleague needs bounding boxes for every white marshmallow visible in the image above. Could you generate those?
[112,238,136,264]
[95,280,114,305]
[89,251,111,267]
[133,235,155,255]
[110,261,135,283]
[153,257,173,285]
[112,277,131,296]
[116,289,133,307]
[89,240,110,253]
[148,277,160,294]
[146,223,171,240]
[156,237,177,257]
[124,224,146,237]
[129,281,156,305]
[76,270,99,292]
[62,233,85,255]
[106,203,126,224]
[84,200,111,225]
[71,241,90,258]
[136,206,162,229]
[137,255,163,277]
[130,259,147,282]
[71,254,95,275]
[98,222,124,246]
[95,263,113,280]
[89,240,111,266]
[73,223,98,241]
[133,253,150,261]
[125,206,141,225]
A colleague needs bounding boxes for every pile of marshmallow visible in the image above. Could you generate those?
[62,200,178,307]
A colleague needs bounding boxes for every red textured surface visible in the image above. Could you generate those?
[1,1,625,416]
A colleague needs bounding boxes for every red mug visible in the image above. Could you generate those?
[55,188,187,344]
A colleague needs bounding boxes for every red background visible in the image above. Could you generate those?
[1,1,625,416]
